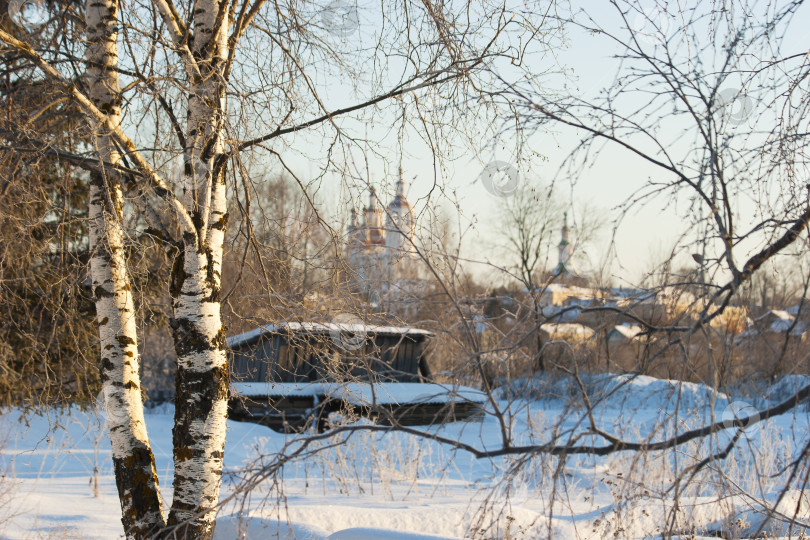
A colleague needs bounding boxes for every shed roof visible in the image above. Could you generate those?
[227,322,433,349]
[539,323,595,340]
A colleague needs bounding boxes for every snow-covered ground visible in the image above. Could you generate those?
[2,373,810,539]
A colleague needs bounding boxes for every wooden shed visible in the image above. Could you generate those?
[226,322,484,431]
[228,322,434,384]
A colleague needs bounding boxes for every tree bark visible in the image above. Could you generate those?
[85,0,165,536]
[165,0,230,536]
[166,243,228,538]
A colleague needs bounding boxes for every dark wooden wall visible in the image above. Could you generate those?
[230,332,429,384]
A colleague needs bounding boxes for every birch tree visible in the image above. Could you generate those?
[0,0,556,537]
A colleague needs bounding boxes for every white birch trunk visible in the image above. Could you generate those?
[166,0,230,536]
[166,243,228,537]
[85,0,165,536]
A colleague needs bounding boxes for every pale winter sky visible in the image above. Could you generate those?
[271,3,685,286]
[372,1,810,287]
[225,1,810,287]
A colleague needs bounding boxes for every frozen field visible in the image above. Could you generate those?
[2,373,810,539]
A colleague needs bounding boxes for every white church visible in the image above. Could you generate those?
[345,173,421,317]
[342,174,580,318]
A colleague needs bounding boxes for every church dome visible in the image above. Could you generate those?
[388,196,412,210]
[387,175,414,224]
[366,187,386,246]
[385,172,415,255]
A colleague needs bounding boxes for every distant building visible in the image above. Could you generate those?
[345,171,421,317]
[752,309,807,336]
[608,323,644,342]
[539,322,595,342]
[553,212,574,276]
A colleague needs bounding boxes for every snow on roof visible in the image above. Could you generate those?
[769,309,793,321]
[521,284,600,296]
[230,382,487,406]
[227,322,433,349]
[608,287,700,304]
[539,323,595,339]
[608,324,644,340]
[543,283,572,292]
[608,287,652,299]
[742,309,808,336]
